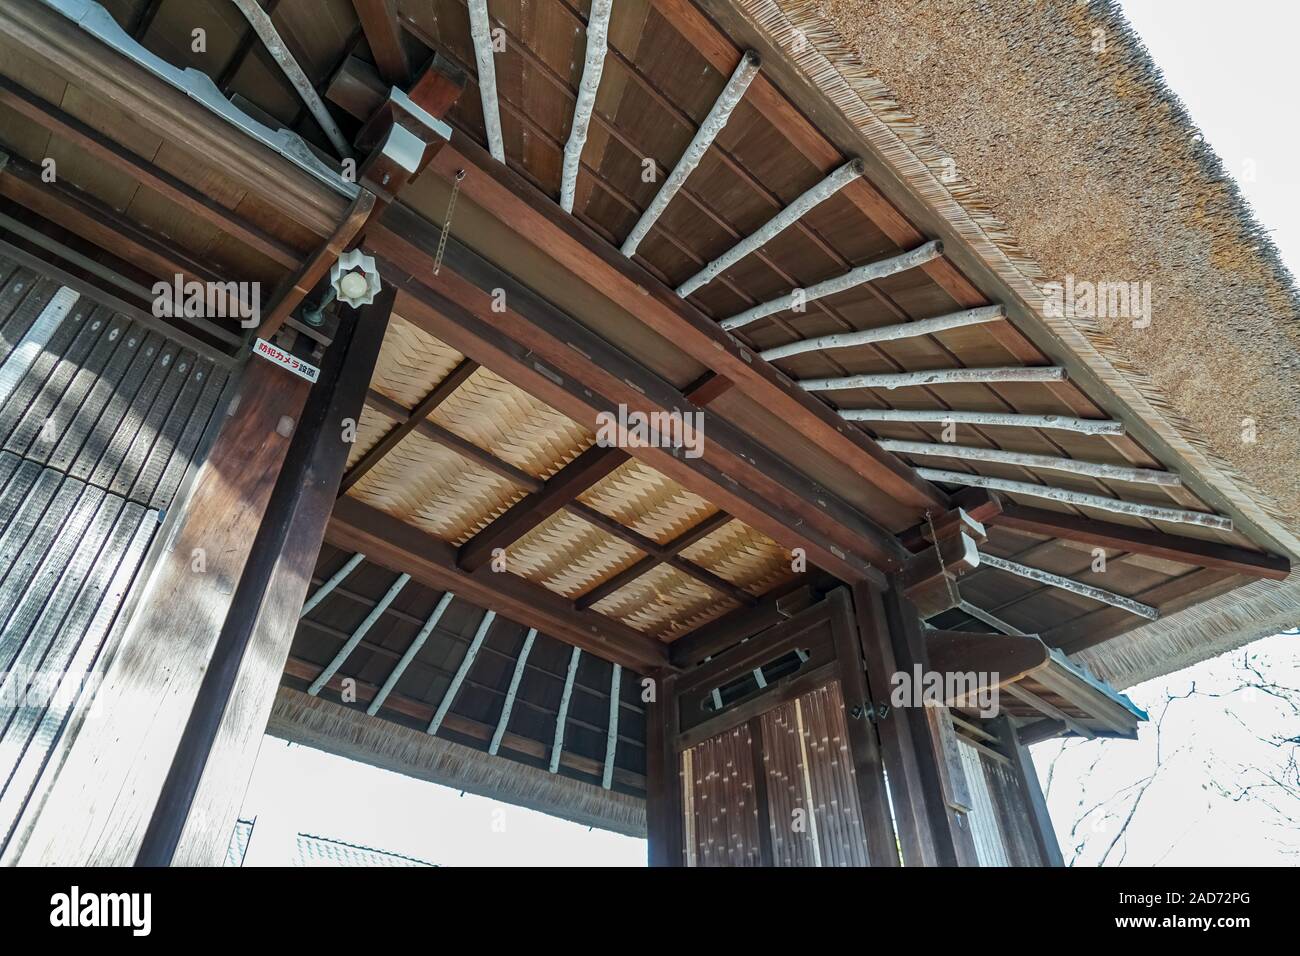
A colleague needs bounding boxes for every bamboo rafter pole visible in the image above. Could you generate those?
[489,627,537,755]
[602,663,622,790]
[308,573,411,695]
[916,468,1232,531]
[759,305,1006,361]
[300,553,366,617]
[878,439,1181,487]
[840,408,1124,436]
[678,159,865,297]
[427,609,496,734]
[466,0,506,162]
[549,647,582,772]
[720,241,944,331]
[621,51,760,256]
[800,364,1065,392]
[367,591,455,716]
[978,553,1159,620]
[232,0,352,158]
[560,0,614,213]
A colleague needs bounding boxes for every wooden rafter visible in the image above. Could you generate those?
[351,0,409,86]
[991,503,1289,580]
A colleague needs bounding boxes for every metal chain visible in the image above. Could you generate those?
[925,509,961,607]
[432,169,466,276]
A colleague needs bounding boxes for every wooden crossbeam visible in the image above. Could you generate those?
[802,366,1066,392]
[559,0,612,212]
[978,552,1159,620]
[843,408,1124,436]
[466,0,505,162]
[0,153,245,346]
[759,305,1006,361]
[351,0,409,85]
[457,444,626,572]
[1003,683,1094,740]
[367,590,455,716]
[360,388,543,492]
[573,510,748,610]
[0,75,301,269]
[327,496,669,671]
[918,468,1232,531]
[307,572,411,695]
[341,357,478,492]
[549,647,582,772]
[991,503,1289,580]
[428,609,495,734]
[488,627,536,755]
[370,219,905,579]
[602,663,622,790]
[301,552,366,616]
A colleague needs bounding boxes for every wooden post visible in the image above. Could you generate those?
[155,291,395,866]
[645,669,683,867]
[867,581,979,866]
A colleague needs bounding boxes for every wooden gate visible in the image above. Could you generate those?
[665,588,897,867]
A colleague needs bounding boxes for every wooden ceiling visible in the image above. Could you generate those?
[0,0,1286,672]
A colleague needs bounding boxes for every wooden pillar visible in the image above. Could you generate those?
[994,716,1065,867]
[645,669,683,867]
[855,579,979,866]
[10,298,387,865]
[147,290,395,865]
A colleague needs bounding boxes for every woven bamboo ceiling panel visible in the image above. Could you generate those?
[345,321,802,640]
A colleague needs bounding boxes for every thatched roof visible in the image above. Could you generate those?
[734,0,1300,686]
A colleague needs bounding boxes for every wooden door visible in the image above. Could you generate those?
[669,588,898,867]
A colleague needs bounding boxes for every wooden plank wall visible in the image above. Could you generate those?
[0,253,229,855]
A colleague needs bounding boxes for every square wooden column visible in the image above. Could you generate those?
[853,579,979,866]
[991,716,1065,867]
[644,669,684,867]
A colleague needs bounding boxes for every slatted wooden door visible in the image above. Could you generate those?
[670,588,898,867]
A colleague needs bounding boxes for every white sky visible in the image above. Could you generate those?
[237,2,1299,867]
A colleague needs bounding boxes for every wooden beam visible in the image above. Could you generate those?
[924,629,1050,698]
[326,495,668,671]
[1003,683,1094,740]
[465,0,505,162]
[308,571,411,696]
[802,365,1065,392]
[601,663,622,789]
[457,444,625,571]
[352,0,409,85]
[759,305,1005,361]
[645,669,683,866]
[721,241,942,331]
[0,0,350,237]
[428,609,495,734]
[362,387,543,491]
[979,553,1159,620]
[0,75,301,269]
[559,0,612,212]
[369,590,455,716]
[341,356,478,492]
[880,439,1181,488]
[991,717,1064,866]
[549,647,582,771]
[300,551,366,616]
[0,153,244,346]
[372,226,904,580]
[843,407,1123,436]
[992,503,1290,580]
[415,132,945,515]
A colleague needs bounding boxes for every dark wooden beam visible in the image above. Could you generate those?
[993,503,1290,580]
[372,227,901,582]
[0,0,349,237]
[644,669,683,866]
[924,629,1050,698]
[352,0,409,86]
[0,75,302,269]
[407,54,467,119]
[340,356,478,493]
[669,580,817,668]
[0,152,244,347]
[361,387,543,492]
[143,290,396,866]
[412,129,946,517]
[457,444,626,572]
[992,717,1065,866]
[326,496,669,671]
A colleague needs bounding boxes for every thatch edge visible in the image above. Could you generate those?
[732,0,1300,561]
[268,687,647,839]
